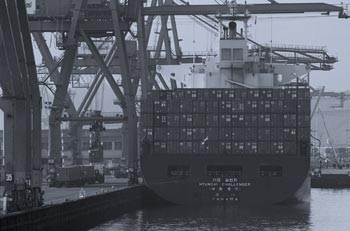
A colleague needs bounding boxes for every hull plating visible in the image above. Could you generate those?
[141,154,310,205]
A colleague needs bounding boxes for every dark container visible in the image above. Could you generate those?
[298,115,310,127]
[284,100,297,113]
[247,89,260,99]
[285,89,298,100]
[206,127,218,140]
[154,128,167,141]
[258,114,271,127]
[270,100,284,113]
[271,142,284,155]
[154,100,167,113]
[192,128,206,141]
[258,101,271,113]
[167,141,180,154]
[167,114,180,127]
[184,89,197,99]
[283,114,297,127]
[232,114,245,127]
[298,88,310,99]
[284,141,296,155]
[141,128,153,141]
[223,89,235,99]
[180,100,193,113]
[180,128,193,141]
[167,128,180,140]
[196,89,205,99]
[209,89,223,99]
[245,114,258,127]
[193,114,206,127]
[219,128,232,140]
[219,114,232,127]
[171,90,185,100]
[232,101,245,113]
[297,100,311,114]
[245,128,258,140]
[260,89,273,99]
[298,128,310,141]
[154,141,167,153]
[206,114,219,127]
[245,142,258,154]
[193,141,206,154]
[159,91,172,100]
[158,91,166,100]
[219,142,232,154]
[236,89,248,99]
[258,142,271,154]
[167,100,180,113]
[245,100,258,113]
[272,89,285,100]
[179,141,192,153]
[232,142,245,154]
[150,91,160,100]
[283,128,297,141]
[180,114,193,127]
[270,114,283,127]
[202,90,211,99]
[219,101,232,114]
[270,128,284,141]
[206,101,219,113]
[193,101,206,113]
[154,114,167,127]
[232,128,245,141]
[258,128,271,141]
[206,141,219,154]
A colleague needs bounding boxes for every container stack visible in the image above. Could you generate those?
[140,88,310,156]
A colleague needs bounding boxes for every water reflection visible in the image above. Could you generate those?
[92,203,310,231]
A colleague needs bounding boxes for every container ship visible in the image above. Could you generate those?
[140,13,311,205]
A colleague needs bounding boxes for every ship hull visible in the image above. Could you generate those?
[141,154,310,205]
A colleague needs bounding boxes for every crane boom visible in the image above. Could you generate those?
[144,3,348,18]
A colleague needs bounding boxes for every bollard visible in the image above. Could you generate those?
[1,195,7,214]
[1,194,11,214]
[79,188,86,199]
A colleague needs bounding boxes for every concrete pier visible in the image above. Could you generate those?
[0,185,166,231]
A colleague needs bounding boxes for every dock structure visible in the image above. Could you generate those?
[0,0,348,218]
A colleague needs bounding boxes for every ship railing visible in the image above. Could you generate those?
[147,49,218,59]
[253,44,327,53]
[270,54,335,62]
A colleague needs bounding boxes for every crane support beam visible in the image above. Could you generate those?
[61,116,127,122]
[110,0,139,185]
[80,30,127,109]
[144,3,346,17]
[77,41,119,117]
[29,20,129,33]
[137,2,150,99]
[48,0,86,168]
[0,0,43,211]
[170,15,182,59]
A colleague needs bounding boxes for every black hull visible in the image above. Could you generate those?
[141,154,310,205]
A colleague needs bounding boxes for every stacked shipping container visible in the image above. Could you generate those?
[141,88,310,156]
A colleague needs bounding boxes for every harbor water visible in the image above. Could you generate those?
[91,189,350,231]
